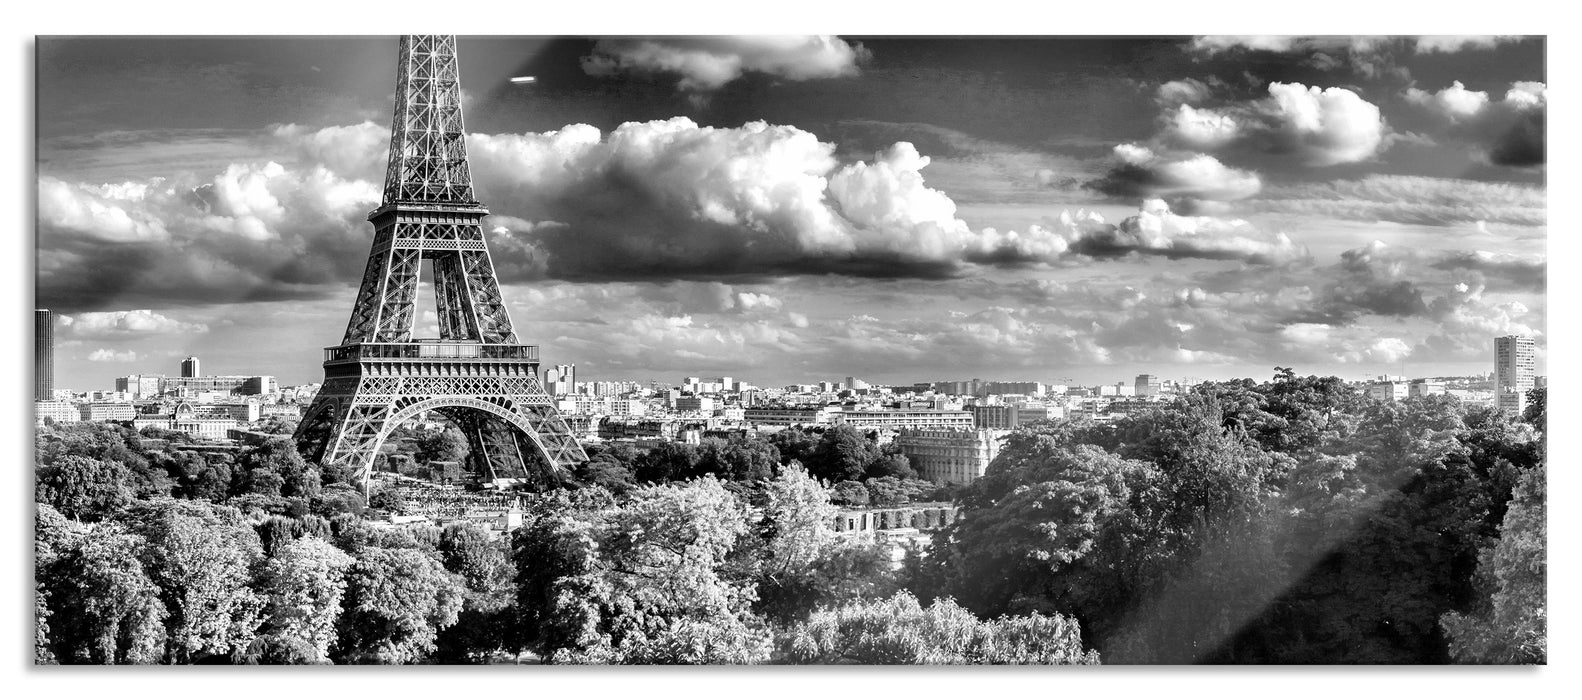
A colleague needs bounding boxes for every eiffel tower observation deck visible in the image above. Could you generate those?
[295,35,587,490]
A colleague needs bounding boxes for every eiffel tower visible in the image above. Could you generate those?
[295,35,587,490]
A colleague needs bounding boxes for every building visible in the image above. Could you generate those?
[833,502,959,534]
[674,396,716,413]
[1135,374,1162,397]
[744,407,838,427]
[116,374,165,399]
[833,409,975,431]
[132,401,239,440]
[35,400,78,426]
[1367,381,1408,403]
[35,309,53,401]
[79,403,137,422]
[968,404,1058,430]
[545,364,575,396]
[895,428,1007,485]
[1408,380,1446,399]
[1495,335,1536,416]
[181,356,201,378]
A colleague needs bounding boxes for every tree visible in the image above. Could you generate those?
[767,427,820,467]
[1442,463,1546,664]
[704,434,781,482]
[36,455,136,521]
[120,500,266,663]
[1522,386,1546,434]
[865,452,915,480]
[334,546,466,664]
[251,536,355,663]
[419,425,470,465]
[632,441,701,483]
[46,523,168,664]
[779,591,1098,664]
[829,480,869,506]
[237,436,321,499]
[805,425,881,483]
[748,467,897,625]
[513,479,772,664]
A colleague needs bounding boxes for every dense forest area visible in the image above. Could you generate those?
[32,371,1545,664]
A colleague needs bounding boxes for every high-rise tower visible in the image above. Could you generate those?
[1495,335,1536,416]
[295,35,587,489]
[35,309,54,400]
[181,356,201,378]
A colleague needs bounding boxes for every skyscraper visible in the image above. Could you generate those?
[35,309,54,400]
[1495,335,1536,416]
[545,364,576,396]
[181,356,201,378]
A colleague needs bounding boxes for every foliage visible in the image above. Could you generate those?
[830,480,869,506]
[120,500,265,663]
[251,536,355,663]
[779,591,1098,664]
[513,479,772,664]
[36,455,136,521]
[334,546,466,664]
[1442,463,1546,664]
[920,371,1544,664]
[419,425,470,465]
[45,522,168,664]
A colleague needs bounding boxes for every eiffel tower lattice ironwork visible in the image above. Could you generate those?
[295,34,586,489]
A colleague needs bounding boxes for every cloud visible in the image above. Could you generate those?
[581,36,869,93]
[1065,199,1306,265]
[60,309,210,338]
[1155,78,1213,106]
[1088,144,1261,208]
[1255,82,1387,165]
[1153,82,1388,166]
[87,348,141,363]
[1404,80,1547,166]
[37,152,380,311]
[1428,250,1545,291]
[1403,80,1489,120]
[1413,36,1524,53]
[1250,174,1546,227]
[1193,35,1524,56]
[468,119,1083,280]
[1161,104,1242,151]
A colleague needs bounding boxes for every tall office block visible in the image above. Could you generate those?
[36,309,54,400]
[1495,335,1536,416]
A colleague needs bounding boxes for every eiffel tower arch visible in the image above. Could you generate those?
[295,35,587,490]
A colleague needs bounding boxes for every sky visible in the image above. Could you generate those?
[34,34,1547,391]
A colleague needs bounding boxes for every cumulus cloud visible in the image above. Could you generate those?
[1250,174,1546,227]
[60,309,209,338]
[1256,82,1387,165]
[1065,199,1306,265]
[87,348,141,362]
[1404,80,1489,120]
[581,36,869,93]
[1088,143,1261,208]
[469,119,1085,280]
[37,153,380,311]
[1155,78,1213,106]
[1406,80,1546,166]
[1153,82,1388,166]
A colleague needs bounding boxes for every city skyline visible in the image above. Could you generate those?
[37,35,1546,390]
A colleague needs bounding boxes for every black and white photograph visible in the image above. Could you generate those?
[23,9,1553,676]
